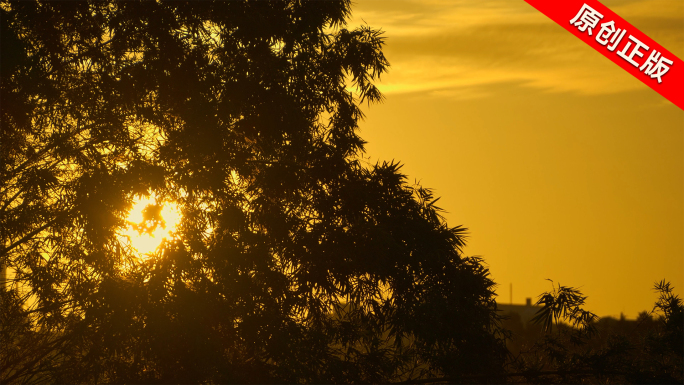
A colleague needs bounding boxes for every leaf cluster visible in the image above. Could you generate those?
[530,280,598,338]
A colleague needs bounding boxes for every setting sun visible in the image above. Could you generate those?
[123,196,181,255]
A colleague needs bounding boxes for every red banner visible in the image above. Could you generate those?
[525,0,683,110]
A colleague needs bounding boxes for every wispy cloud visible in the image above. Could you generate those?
[349,0,683,99]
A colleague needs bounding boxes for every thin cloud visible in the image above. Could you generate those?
[350,0,682,99]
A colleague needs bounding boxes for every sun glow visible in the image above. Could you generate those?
[123,196,181,255]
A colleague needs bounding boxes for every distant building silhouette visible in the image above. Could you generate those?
[497,297,542,327]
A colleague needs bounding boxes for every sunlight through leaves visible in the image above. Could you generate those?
[123,195,181,255]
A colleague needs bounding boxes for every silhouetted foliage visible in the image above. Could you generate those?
[504,281,683,384]
[530,280,598,338]
[1,1,508,383]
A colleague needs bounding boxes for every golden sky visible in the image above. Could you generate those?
[350,0,684,318]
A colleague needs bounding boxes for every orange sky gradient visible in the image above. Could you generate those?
[350,0,684,318]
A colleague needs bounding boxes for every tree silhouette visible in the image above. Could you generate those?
[1,1,507,383]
